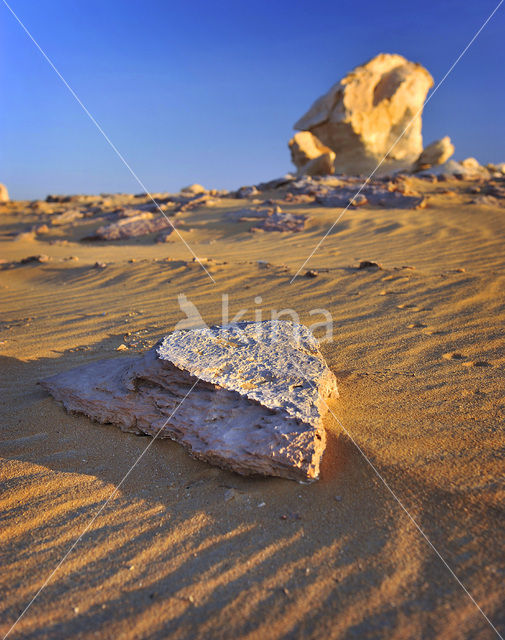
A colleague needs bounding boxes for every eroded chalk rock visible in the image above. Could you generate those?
[0,184,9,202]
[41,321,338,481]
[225,206,308,232]
[294,53,434,175]
[50,208,84,226]
[313,180,423,209]
[414,137,455,172]
[301,152,336,177]
[422,159,490,180]
[181,183,207,195]
[288,131,336,176]
[87,212,176,240]
[251,210,307,232]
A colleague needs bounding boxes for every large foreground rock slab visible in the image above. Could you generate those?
[41,321,338,481]
[294,53,434,175]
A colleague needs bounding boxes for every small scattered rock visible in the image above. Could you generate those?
[315,182,422,209]
[181,184,206,195]
[470,195,499,206]
[443,352,465,361]
[50,209,84,226]
[252,210,307,233]
[414,136,455,172]
[87,213,175,241]
[15,230,36,241]
[358,260,381,270]
[34,224,50,234]
[350,194,368,207]
[305,269,319,278]
[236,185,260,198]
[20,254,50,264]
[226,206,307,232]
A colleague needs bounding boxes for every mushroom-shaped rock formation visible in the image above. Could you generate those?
[293,53,434,175]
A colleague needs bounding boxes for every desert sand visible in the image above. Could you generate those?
[1,173,504,639]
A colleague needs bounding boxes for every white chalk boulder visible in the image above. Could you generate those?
[414,136,454,171]
[294,53,434,175]
[41,321,338,481]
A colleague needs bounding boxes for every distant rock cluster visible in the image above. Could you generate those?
[290,53,454,177]
[5,160,505,249]
[3,51,505,223]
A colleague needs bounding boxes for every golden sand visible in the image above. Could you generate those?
[0,176,504,638]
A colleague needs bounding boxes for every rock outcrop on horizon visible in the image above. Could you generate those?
[292,53,436,175]
[414,136,455,172]
[0,184,9,202]
[41,321,338,482]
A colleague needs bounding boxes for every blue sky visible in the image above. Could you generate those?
[1,0,504,200]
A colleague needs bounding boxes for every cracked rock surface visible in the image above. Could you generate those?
[41,321,338,481]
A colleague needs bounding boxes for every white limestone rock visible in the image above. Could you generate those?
[88,212,175,240]
[0,184,9,202]
[288,131,336,176]
[420,159,490,180]
[180,183,207,195]
[414,136,454,171]
[294,53,434,175]
[40,321,338,481]
[225,206,308,232]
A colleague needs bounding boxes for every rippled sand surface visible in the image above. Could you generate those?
[1,175,504,639]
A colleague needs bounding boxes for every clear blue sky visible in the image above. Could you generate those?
[1,0,504,200]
